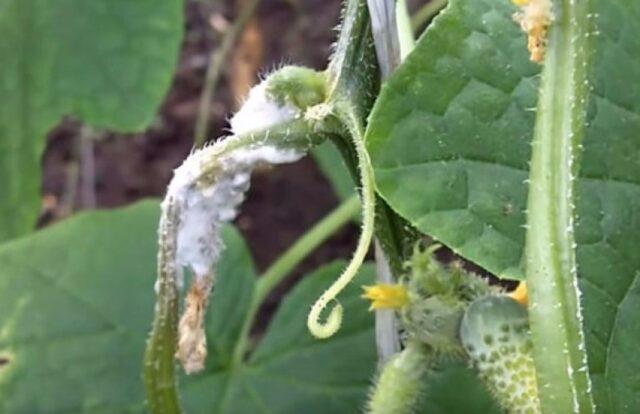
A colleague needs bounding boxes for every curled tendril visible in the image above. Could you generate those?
[307,298,344,339]
[307,111,376,338]
[306,231,372,338]
[307,202,375,337]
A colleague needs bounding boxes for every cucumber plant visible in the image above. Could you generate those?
[145,0,638,410]
[0,0,638,412]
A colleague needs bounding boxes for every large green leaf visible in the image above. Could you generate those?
[0,199,502,413]
[0,202,377,413]
[366,0,640,411]
[0,201,163,412]
[0,0,183,242]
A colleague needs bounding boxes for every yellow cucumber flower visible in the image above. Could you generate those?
[362,284,409,311]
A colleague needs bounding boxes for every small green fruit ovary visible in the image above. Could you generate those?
[265,66,327,110]
[460,295,540,414]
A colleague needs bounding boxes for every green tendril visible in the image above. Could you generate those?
[307,110,376,338]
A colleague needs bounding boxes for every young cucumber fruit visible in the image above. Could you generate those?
[367,341,429,414]
[460,295,540,414]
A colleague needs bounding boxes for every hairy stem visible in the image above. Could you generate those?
[144,200,182,414]
[367,341,431,414]
[194,0,261,147]
[525,0,594,412]
[231,194,361,365]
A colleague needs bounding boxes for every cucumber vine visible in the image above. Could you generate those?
[1,0,637,411]
[144,0,603,413]
[524,0,595,411]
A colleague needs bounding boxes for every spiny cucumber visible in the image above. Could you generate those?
[367,341,430,414]
[460,295,540,414]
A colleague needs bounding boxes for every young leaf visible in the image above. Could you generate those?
[366,0,640,410]
[0,0,183,242]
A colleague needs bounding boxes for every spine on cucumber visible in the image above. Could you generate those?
[367,341,430,414]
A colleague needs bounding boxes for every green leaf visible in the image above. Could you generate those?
[0,199,502,412]
[181,261,376,413]
[0,202,375,413]
[312,142,356,200]
[0,0,184,242]
[419,361,502,414]
[0,201,161,412]
[366,0,640,410]
[367,0,537,280]
[0,201,254,413]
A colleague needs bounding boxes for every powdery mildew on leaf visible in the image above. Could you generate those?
[160,76,307,373]
[230,81,301,136]
[167,79,303,280]
[166,143,303,279]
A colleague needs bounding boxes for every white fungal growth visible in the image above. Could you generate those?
[165,80,303,279]
[166,143,303,278]
[159,78,306,373]
[230,82,300,136]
